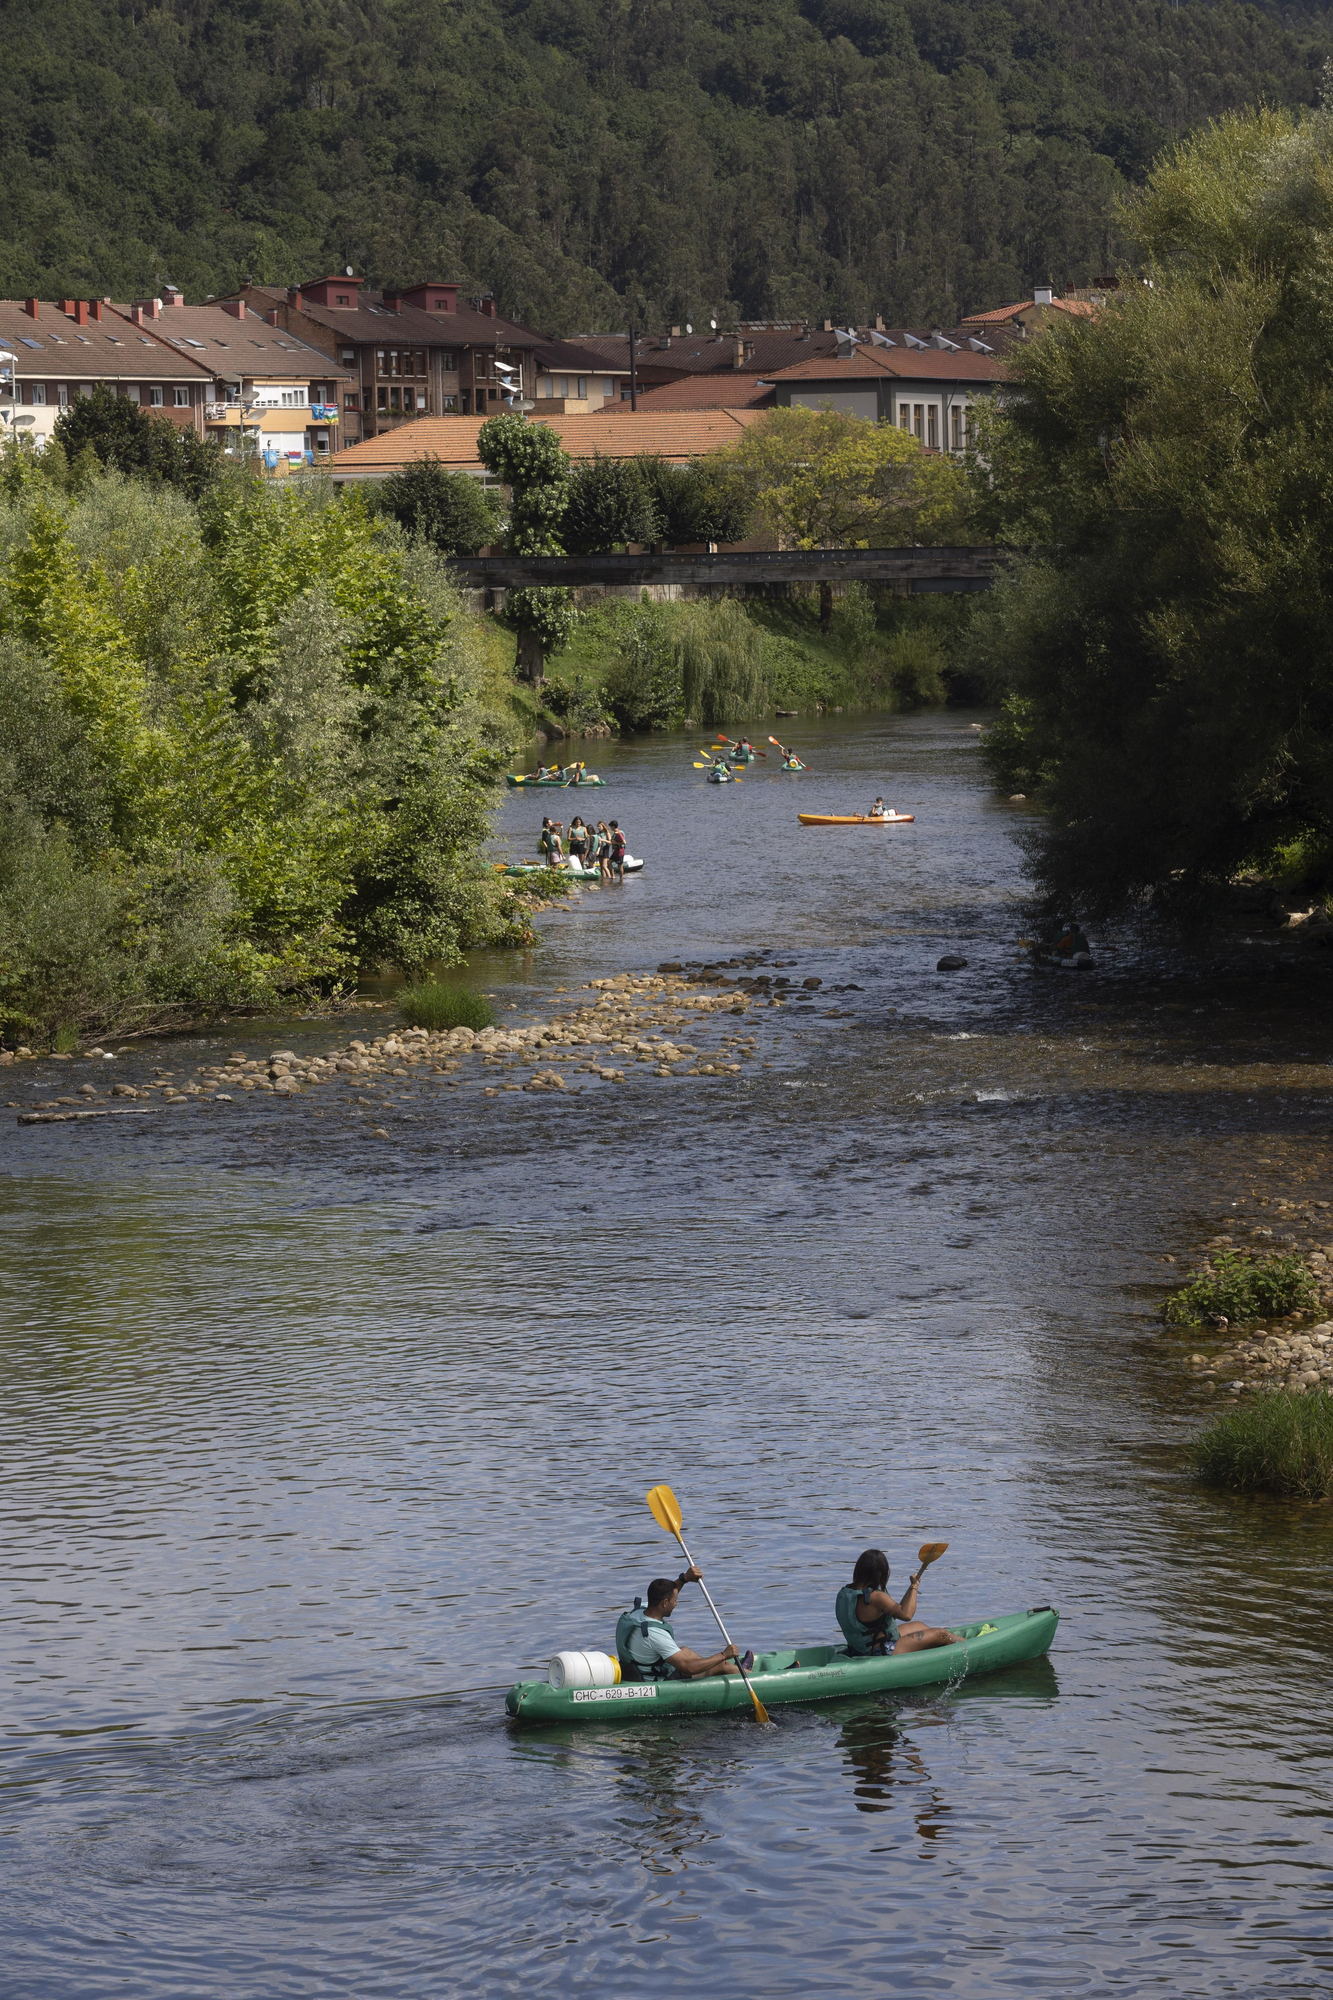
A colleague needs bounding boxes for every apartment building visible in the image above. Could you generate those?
[0,296,212,446]
[136,290,355,464]
[764,330,1011,449]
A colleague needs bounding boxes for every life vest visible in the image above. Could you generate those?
[836,1584,894,1657]
[615,1598,681,1680]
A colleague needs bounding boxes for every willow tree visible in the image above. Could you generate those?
[971,96,1333,920]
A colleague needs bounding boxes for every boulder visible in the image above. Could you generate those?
[937,955,969,971]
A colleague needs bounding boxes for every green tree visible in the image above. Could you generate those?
[476,412,576,680]
[377,457,502,556]
[725,406,965,548]
[637,456,754,546]
[562,455,658,554]
[971,96,1333,919]
[53,386,222,499]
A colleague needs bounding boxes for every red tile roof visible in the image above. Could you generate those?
[961,297,1097,324]
[114,303,354,378]
[0,300,213,379]
[596,374,775,411]
[330,408,766,477]
[765,346,1009,384]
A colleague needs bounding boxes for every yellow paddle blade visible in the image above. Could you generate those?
[748,1683,771,1724]
[917,1541,949,1567]
[647,1483,684,1542]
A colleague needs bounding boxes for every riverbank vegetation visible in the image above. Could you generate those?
[1191,1391,1333,1499]
[0,440,531,1049]
[1163,1251,1320,1327]
[970,93,1333,921]
[538,589,971,734]
[398,979,495,1032]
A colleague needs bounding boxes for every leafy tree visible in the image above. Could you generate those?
[562,455,658,554]
[637,456,754,546]
[724,406,965,549]
[377,457,501,556]
[53,386,222,499]
[971,96,1333,920]
[476,412,576,679]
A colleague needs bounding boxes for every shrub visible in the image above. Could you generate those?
[883,628,947,707]
[1163,1250,1319,1325]
[1190,1390,1333,1498]
[562,456,658,554]
[53,385,223,498]
[377,458,501,556]
[677,599,769,725]
[398,979,495,1030]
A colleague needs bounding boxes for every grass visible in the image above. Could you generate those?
[1162,1250,1319,1325]
[398,981,495,1032]
[1190,1389,1333,1498]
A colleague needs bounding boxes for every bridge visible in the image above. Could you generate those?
[450,546,1006,594]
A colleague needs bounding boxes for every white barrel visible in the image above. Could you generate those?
[548,1649,620,1690]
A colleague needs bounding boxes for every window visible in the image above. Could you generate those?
[279,389,306,407]
[539,376,553,398]
[578,377,586,398]
[603,378,613,397]
[341,348,356,365]
[927,405,938,448]
[123,385,138,401]
[345,392,359,410]
[412,350,427,376]
[950,404,964,450]
[441,395,457,412]
[149,387,164,406]
[174,386,191,406]
[441,352,458,371]
[913,404,923,440]
[30,383,46,405]
[377,386,388,412]
[336,293,350,307]
[389,385,402,412]
[898,403,910,430]
[57,385,68,409]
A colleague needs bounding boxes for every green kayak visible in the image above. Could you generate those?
[505,1606,1057,1725]
[506,773,605,788]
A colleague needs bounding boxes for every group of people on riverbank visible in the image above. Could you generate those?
[539,815,628,881]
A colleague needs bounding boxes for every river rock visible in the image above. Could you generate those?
[937,955,969,971]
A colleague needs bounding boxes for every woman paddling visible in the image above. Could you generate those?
[836,1548,961,1657]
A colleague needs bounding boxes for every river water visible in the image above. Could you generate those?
[5,713,1333,1998]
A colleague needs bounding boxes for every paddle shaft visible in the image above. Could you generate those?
[672,1527,764,1708]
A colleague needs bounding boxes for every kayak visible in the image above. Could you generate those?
[505,1606,1058,1725]
[506,773,606,788]
[497,857,643,877]
[730,750,756,764]
[707,766,733,783]
[780,760,807,771]
[798,812,915,826]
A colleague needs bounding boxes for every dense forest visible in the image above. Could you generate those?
[3,0,1333,331]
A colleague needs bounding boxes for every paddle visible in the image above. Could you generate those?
[913,1541,949,1584]
[646,1484,770,1724]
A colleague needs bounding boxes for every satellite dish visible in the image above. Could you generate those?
[709,318,717,330]
[685,323,693,334]
[345,265,354,277]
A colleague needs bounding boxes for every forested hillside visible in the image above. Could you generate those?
[3,0,1331,331]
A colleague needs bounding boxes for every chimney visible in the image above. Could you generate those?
[61,298,76,317]
[130,305,145,326]
[733,336,744,369]
[90,300,103,322]
[822,319,833,332]
[74,300,89,326]
[220,300,246,320]
[287,286,303,309]
[670,325,681,337]
[23,298,38,319]
[384,292,403,314]
[874,315,885,332]
[1033,286,1053,306]
[163,286,184,307]
[481,296,496,318]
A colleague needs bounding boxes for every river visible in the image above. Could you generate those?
[4,712,1333,1998]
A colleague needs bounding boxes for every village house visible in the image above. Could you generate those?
[130,289,355,466]
[216,276,628,439]
[0,296,213,445]
[326,408,766,485]
[761,328,1011,449]
[961,285,1108,339]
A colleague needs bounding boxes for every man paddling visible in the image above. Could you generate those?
[616,1569,750,1681]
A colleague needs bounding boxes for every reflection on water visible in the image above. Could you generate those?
[4,713,1333,1996]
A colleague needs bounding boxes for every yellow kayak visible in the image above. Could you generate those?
[798,811,915,826]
